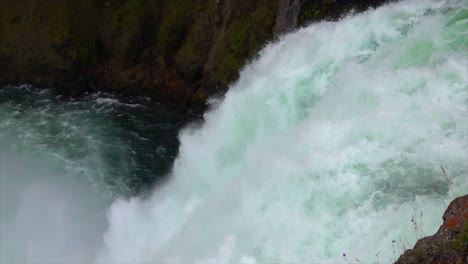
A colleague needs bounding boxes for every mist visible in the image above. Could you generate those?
[0,151,108,263]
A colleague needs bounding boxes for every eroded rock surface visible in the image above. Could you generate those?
[396,195,468,264]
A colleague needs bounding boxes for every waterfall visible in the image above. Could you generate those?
[0,0,466,263]
[98,0,468,262]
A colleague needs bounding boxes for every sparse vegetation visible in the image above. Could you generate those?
[451,221,468,250]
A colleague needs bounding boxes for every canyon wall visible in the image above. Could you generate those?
[0,0,390,111]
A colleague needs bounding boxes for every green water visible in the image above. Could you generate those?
[0,85,187,196]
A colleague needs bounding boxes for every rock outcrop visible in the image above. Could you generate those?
[396,195,468,264]
[273,0,304,38]
[0,0,390,112]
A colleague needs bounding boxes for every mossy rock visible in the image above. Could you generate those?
[227,19,251,56]
[451,222,468,250]
[0,0,98,73]
[298,3,323,24]
[174,38,203,82]
[214,2,277,86]
[0,12,21,60]
[48,1,97,71]
[99,0,148,65]
[159,0,193,60]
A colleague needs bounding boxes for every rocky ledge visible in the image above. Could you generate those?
[396,195,468,264]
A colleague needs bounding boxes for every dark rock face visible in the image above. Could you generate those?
[0,0,392,112]
[396,195,468,264]
[298,0,393,25]
[273,0,303,37]
[273,0,392,37]
[0,0,278,112]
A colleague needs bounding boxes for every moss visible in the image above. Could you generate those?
[298,0,349,25]
[215,17,252,85]
[227,19,251,55]
[214,3,277,86]
[217,52,244,85]
[174,38,202,81]
[100,0,147,64]
[46,0,97,70]
[249,5,276,52]
[159,0,193,59]
[141,47,155,64]
[299,4,322,24]
[451,222,468,250]
[0,0,98,72]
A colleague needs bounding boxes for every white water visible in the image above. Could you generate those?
[1,0,467,263]
[97,0,468,263]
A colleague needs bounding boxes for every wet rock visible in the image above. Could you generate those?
[273,0,304,38]
[396,195,468,264]
[298,0,393,25]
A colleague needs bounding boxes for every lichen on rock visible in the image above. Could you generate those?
[396,195,468,264]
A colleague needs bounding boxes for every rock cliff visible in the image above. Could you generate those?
[0,0,390,112]
[396,195,468,264]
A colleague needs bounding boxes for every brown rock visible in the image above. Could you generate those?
[396,195,468,264]
[442,195,468,232]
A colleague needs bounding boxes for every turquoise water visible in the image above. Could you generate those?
[0,86,191,262]
[1,0,468,263]
[0,85,187,196]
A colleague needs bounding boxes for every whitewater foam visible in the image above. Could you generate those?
[98,0,468,263]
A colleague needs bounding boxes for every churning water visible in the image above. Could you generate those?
[0,87,186,262]
[1,0,467,263]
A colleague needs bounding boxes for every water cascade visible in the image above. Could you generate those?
[99,0,468,262]
[1,0,466,262]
